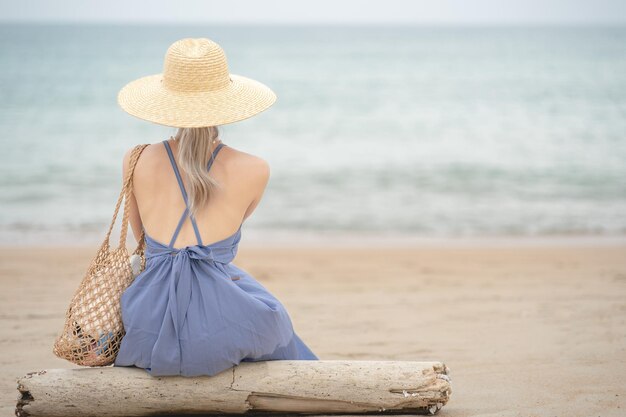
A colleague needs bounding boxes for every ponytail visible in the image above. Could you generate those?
[172,126,222,217]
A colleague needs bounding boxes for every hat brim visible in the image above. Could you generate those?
[117,73,277,128]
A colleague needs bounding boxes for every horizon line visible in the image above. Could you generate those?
[1,19,625,27]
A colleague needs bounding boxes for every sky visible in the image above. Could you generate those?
[1,0,625,25]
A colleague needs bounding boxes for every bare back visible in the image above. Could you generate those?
[126,138,270,248]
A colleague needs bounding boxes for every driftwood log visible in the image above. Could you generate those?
[16,360,452,416]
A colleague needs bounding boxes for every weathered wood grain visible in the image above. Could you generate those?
[16,360,452,416]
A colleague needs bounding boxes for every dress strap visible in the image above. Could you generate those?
[162,140,204,247]
[207,142,226,171]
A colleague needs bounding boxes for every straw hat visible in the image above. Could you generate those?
[117,38,277,128]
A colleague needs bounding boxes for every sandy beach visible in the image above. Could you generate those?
[1,239,625,416]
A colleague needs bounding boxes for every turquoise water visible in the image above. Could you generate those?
[1,24,625,244]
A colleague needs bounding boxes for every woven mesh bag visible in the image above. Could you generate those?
[53,144,149,366]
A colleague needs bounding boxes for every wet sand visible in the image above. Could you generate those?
[1,241,625,416]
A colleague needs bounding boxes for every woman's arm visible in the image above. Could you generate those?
[242,158,270,222]
[122,147,143,243]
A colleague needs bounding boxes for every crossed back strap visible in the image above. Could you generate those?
[162,140,226,248]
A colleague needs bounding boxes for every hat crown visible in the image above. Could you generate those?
[162,38,231,93]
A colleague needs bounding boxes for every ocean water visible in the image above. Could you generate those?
[1,23,625,245]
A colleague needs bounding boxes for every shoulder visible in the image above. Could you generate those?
[122,142,270,181]
[224,145,270,182]
[122,143,161,174]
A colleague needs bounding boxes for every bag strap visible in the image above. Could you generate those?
[104,144,150,249]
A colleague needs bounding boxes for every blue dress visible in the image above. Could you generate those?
[113,140,318,377]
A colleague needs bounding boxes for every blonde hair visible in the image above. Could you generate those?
[172,126,222,217]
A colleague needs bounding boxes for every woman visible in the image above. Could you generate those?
[112,38,318,377]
